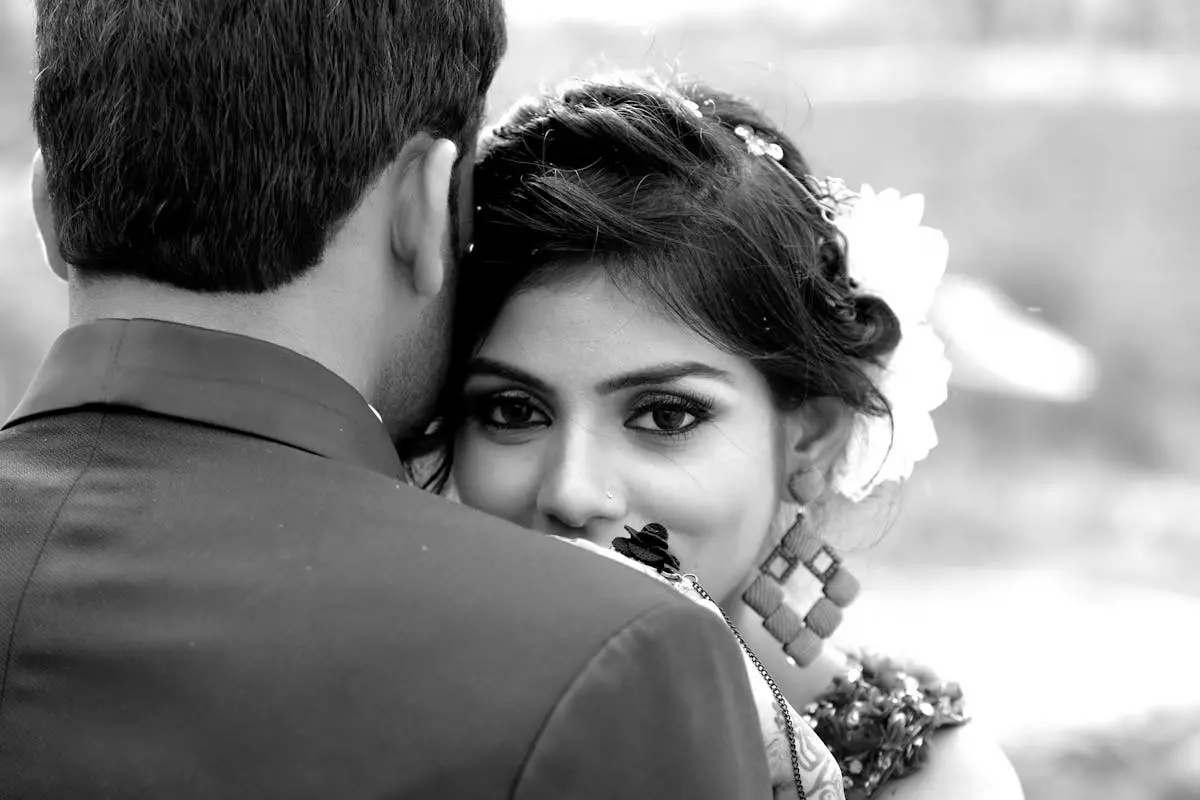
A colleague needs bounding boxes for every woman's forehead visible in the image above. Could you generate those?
[478,274,731,372]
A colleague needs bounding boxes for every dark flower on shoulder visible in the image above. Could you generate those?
[612,523,681,575]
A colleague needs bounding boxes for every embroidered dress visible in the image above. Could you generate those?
[803,650,969,798]
[560,536,968,799]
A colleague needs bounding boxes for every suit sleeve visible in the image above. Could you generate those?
[512,600,773,800]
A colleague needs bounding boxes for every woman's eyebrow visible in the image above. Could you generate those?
[464,357,555,397]
[595,362,734,395]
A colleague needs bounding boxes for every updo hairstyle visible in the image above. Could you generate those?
[420,75,901,490]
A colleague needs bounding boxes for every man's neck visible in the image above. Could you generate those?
[68,273,379,408]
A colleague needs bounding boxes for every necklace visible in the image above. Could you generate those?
[614,523,808,799]
[670,572,808,800]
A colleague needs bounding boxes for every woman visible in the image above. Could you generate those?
[420,75,1022,798]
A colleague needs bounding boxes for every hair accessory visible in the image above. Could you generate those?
[805,176,858,224]
[731,123,834,223]
[733,124,784,161]
[680,98,703,119]
[741,509,860,667]
[825,185,951,501]
[731,121,951,502]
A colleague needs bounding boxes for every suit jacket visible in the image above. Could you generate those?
[0,319,771,799]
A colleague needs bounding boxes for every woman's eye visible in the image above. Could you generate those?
[491,397,537,426]
[646,408,694,431]
[471,393,549,430]
[626,396,711,436]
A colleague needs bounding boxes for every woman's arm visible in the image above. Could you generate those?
[874,723,1023,800]
[730,598,1023,799]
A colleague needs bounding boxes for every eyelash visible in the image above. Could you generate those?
[625,391,716,440]
[464,389,718,440]
[466,390,549,432]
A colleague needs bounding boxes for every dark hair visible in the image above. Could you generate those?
[417,75,900,489]
[32,0,507,292]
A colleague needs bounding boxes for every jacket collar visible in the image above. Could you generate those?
[4,318,404,478]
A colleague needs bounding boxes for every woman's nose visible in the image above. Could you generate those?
[535,426,624,537]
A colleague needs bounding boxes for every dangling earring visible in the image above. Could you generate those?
[740,473,861,667]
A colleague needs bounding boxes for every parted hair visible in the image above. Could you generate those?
[32,0,507,292]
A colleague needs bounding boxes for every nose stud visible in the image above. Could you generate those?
[605,491,615,500]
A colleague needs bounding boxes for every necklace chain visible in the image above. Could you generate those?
[679,574,807,800]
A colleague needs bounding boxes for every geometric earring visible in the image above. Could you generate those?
[740,508,860,667]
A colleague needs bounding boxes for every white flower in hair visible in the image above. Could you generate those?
[827,185,952,502]
[722,122,952,502]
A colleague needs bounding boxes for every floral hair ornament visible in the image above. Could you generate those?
[826,183,951,501]
[732,124,952,502]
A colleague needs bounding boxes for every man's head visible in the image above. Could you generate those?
[30,0,506,437]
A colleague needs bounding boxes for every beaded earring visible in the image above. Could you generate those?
[741,505,860,668]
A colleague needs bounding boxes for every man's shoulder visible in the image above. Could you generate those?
[154,433,696,638]
[1,414,740,796]
[311,470,691,624]
[3,409,686,627]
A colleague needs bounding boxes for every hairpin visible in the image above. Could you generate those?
[733,124,784,161]
[810,176,858,222]
[730,124,850,224]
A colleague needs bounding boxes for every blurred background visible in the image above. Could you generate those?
[2,0,1198,796]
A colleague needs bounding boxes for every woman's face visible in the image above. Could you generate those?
[452,272,785,602]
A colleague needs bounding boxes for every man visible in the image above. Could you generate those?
[0,2,771,798]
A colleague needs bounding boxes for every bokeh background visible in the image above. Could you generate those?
[2,1,1198,796]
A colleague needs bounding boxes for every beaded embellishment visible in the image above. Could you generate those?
[605,524,968,798]
[803,651,970,798]
[730,123,857,227]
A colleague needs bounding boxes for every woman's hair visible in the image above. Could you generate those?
[414,74,901,491]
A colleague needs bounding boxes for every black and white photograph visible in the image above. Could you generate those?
[1,1,1197,798]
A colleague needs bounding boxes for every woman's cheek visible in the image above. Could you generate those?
[648,448,774,600]
[454,435,539,525]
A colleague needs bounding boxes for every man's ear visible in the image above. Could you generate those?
[31,149,69,282]
[390,137,459,298]
[781,397,855,505]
